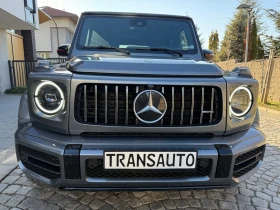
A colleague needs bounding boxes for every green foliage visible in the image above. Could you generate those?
[208,30,219,53]
[218,29,231,61]
[256,36,265,59]
[218,10,247,62]
[266,9,280,32]
[265,8,280,55]
[195,25,204,46]
[4,87,27,94]
[250,18,258,60]
[218,0,263,62]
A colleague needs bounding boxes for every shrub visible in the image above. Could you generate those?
[4,87,27,94]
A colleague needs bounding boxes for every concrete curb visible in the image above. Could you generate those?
[0,165,18,182]
[258,105,280,116]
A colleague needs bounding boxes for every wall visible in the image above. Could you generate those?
[35,17,76,57]
[216,59,280,102]
[21,30,37,60]
[0,29,11,94]
[0,0,25,22]
[0,0,39,29]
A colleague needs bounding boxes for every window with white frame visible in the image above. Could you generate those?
[24,0,36,25]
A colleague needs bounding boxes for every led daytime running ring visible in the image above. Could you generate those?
[34,81,65,115]
[229,86,252,117]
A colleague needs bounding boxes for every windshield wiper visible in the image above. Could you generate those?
[82,46,130,55]
[135,47,183,57]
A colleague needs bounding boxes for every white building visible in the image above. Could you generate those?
[35,6,78,58]
[0,0,50,94]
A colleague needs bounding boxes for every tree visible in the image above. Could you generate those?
[218,28,232,61]
[218,10,247,62]
[266,9,280,32]
[262,35,280,55]
[218,0,263,62]
[195,25,204,47]
[266,7,280,55]
[208,30,219,54]
[256,36,265,59]
[250,18,258,60]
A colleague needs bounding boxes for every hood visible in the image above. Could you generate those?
[65,54,224,77]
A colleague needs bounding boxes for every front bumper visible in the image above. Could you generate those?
[15,124,266,190]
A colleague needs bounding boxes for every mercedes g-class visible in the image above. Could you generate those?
[15,12,265,190]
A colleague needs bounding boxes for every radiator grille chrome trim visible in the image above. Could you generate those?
[135,86,139,124]
[125,86,128,125]
[95,85,97,123]
[83,85,87,122]
[180,87,184,125]
[75,84,222,127]
[210,88,214,123]
[170,87,174,125]
[105,85,108,124]
[115,86,118,124]
[190,87,194,125]
[200,87,204,124]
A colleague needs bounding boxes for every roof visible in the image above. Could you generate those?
[38,8,51,24]
[40,6,78,24]
[80,11,192,21]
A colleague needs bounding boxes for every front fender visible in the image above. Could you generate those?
[18,91,30,128]
[252,108,260,130]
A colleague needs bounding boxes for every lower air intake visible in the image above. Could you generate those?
[87,158,211,179]
[19,145,61,180]
[233,146,265,178]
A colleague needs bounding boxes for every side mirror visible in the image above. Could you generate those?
[203,49,214,61]
[57,44,70,57]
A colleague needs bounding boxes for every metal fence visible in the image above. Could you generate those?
[8,58,67,88]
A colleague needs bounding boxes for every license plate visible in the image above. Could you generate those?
[104,152,197,169]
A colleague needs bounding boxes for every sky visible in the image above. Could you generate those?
[37,0,279,48]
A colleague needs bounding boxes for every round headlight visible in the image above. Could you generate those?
[229,86,253,117]
[34,81,65,115]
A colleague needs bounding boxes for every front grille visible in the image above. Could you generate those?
[233,146,265,178]
[87,159,211,179]
[75,84,222,126]
[19,145,61,180]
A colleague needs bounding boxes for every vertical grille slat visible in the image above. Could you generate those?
[210,88,214,123]
[170,87,174,125]
[105,85,108,124]
[200,87,204,124]
[84,85,87,122]
[190,87,194,125]
[125,86,128,125]
[135,86,139,124]
[95,85,97,123]
[180,87,184,125]
[75,84,222,127]
[161,87,165,125]
[115,86,118,124]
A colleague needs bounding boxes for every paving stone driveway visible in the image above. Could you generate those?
[0,106,279,209]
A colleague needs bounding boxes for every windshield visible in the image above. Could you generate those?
[77,15,198,54]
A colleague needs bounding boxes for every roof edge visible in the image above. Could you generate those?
[80,11,192,20]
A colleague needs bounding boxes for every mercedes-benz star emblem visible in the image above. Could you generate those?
[133,90,167,124]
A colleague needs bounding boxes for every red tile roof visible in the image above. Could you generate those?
[40,6,78,24]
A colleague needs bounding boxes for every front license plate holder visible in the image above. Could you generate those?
[103,151,198,171]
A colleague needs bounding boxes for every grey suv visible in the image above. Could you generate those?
[15,12,265,190]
